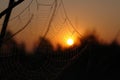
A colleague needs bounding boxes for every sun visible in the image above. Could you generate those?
[67,38,74,46]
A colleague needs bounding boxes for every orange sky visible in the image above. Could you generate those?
[0,0,120,52]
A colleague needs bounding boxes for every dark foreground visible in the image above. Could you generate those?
[0,33,120,80]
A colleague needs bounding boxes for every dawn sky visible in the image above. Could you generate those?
[0,0,120,51]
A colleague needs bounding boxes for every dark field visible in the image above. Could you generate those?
[0,31,120,80]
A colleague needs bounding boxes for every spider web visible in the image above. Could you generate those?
[0,0,89,80]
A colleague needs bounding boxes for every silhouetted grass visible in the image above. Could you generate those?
[0,30,120,80]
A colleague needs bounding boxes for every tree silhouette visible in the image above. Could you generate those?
[0,30,18,55]
[34,37,54,54]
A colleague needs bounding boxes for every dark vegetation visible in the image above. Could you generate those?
[0,30,120,80]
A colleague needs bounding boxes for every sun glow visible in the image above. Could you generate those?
[67,38,74,46]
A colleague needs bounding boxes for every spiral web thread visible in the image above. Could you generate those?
[0,0,89,80]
